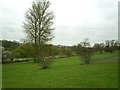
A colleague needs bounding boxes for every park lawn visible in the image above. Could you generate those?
[0,64,2,89]
[2,52,118,88]
[91,51,119,64]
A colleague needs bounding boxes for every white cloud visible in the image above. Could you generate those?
[0,0,33,41]
[0,0,119,45]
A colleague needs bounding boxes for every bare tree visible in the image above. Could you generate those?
[93,43,105,54]
[23,0,54,45]
[23,0,55,68]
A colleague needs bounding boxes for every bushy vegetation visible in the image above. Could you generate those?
[13,44,35,58]
[76,39,93,64]
[1,40,19,51]
[93,40,120,53]
[34,44,54,69]
[1,39,119,64]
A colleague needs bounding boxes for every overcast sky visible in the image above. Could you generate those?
[0,0,119,46]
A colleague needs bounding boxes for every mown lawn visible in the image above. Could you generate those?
[2,51,118,88]
[0,64,2,89]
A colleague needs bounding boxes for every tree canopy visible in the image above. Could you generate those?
[23,0,54,45]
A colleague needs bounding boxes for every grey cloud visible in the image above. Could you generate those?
[0,0,118,46]
[0,5,25,41]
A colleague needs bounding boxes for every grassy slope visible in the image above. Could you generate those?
[2,51,118,88]
[0,64,2,89]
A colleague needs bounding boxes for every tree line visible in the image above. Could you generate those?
[1,39,119,63]
[1,40,19,51]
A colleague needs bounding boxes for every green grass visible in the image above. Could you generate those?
[0,64,2,89]
[2,51,118,88]
[91,51,119,64]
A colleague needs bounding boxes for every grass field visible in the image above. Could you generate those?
[2,51,118,88]
[0,64,2,89]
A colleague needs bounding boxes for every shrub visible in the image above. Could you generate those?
[76,39,93,64]
[35,44,54,69]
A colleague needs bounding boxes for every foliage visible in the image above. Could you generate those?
[62,48,73,57]
[1,40,19,51]
[105,40,119,53]
[35,44,54,69]
[13,44,34,58]
[93,43,105,54]
[93,40,120,53]
[2,39,119,65]
[53,45,73,58]
[76,39,93,64]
